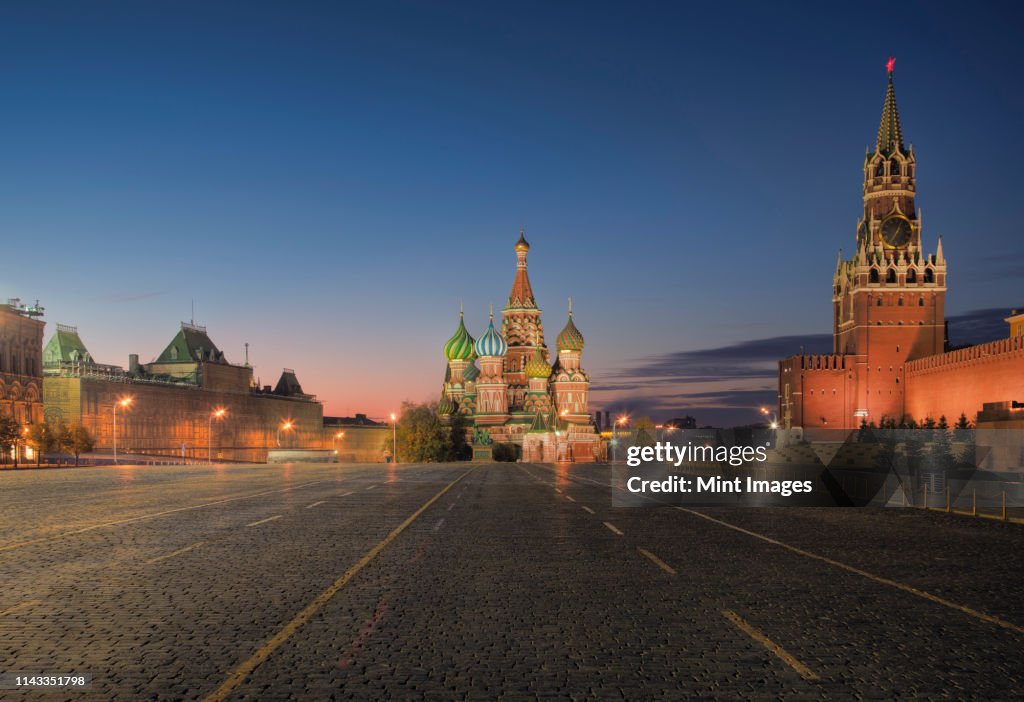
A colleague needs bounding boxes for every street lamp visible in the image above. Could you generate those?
[209,407,227,463]
[113,396,133,464]
[333,431,345,460]
[612,414,628,464]
[390,413,397,464]
[277,420,294,448]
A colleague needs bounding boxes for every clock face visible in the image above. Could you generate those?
[881,216,912,248]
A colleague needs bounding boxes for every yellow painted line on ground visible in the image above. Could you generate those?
[203,468,474,702]
[637,548,676,576]
[580,505,595,514]
[246,515,282,527]
[0,479,326,555]
[0,599,41,616]
[536,465,1024,637]
[305,501,326,509]
[603,522,624,536]
[677,506,1024,636]
[145,541,206,565]
[722,609,819,681]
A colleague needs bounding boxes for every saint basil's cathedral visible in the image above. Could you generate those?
[440,232,600,462]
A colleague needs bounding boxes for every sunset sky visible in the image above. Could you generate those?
[2,1,1023,425]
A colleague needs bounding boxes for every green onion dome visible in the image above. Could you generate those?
[474,314,508,357]
[463,361,480,382]
[443,312,476,361]
[556,312,585,352]
[524,348,552,379]
[438,392,456,416]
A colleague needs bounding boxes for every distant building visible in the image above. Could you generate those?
[778,64,1024,439]
[43,322,324,462]
[0,298,46,462]
[668,416,697,430]
[439,232,600,462]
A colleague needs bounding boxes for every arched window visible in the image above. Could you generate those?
[919,297,925,307]
[898,297,904,306]
[870,268,880,284]
[906,268,917,283]
[890,159,901,176]
[924,268,934,283]
[886,269,897,284]
[876,161,885,177]
[876,298,883,307]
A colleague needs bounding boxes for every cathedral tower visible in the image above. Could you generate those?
[550,300,590,424]
[473,309,510,423]
[502,229,547,396]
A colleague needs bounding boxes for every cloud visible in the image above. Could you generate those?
[946,306,1021,347]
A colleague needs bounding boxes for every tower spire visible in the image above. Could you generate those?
[876,57,904,155]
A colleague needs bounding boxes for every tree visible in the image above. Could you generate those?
[25,423,57,467]
[387,401,462,463]
[931,416,954,475]
[65,423,95,467]
[0,412,19,467]
[953,413,973,443]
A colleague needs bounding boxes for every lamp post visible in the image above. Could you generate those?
[390,413,397,464]
[113,396,133,464]
[333,431,345,461]
[209,408,227,463]
[277,420,294,448]
[612,415,628,464]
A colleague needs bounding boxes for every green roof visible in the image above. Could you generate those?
[43,324,93,366]
[156,323,226,363]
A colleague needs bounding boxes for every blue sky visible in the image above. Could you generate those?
[2,1,1023,424]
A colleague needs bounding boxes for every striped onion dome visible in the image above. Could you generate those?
[474,313,508,357]
[443,312,476,361]
[438,392,456,416]
[524,348,552,379]
[556,312,585,352]
[463,361,480,382]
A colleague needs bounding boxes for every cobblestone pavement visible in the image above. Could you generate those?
[0,462,1021,700]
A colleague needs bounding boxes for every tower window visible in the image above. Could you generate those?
[886,269,897,284]
[919,297,925,306]
[869,268,880,284]
[907,269,917,283]
[877,298,883,307]
[890,159,901,176]
[898,297,904,306]
[924,269,934,283]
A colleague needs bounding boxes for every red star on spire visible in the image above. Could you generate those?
[886,56,896,74]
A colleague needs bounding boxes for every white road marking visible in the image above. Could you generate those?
[305,501,326,509]
[580,505,595,514]
[246,515,282,527]
[146,541,206,565]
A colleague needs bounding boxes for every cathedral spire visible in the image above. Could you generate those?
[876,57,905,156]
[507,229,537,310]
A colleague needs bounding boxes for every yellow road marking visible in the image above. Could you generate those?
[637,548,676,576]
[0,480,326,555]
[145,541,206,565]
[538,465,1024,637]
[0,599,41,616]
[722,609,819,680]
[677,506,1024,636]
[246,515,282,527]
[603,522,624,536]
[305,501,326,509]
[581,505,595,514]
[203,468,473,702]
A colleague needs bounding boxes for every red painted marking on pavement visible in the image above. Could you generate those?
[338,598,389,669]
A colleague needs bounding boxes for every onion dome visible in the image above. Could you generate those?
[463,361,480,382]
[524,348,552,379]
[443,311,476,361]
[556,301,584,352]
[514,227,530,252]
[438,392,456,416]
[474,310,508,357]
